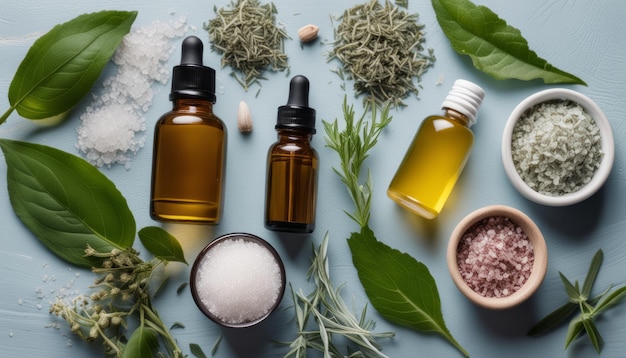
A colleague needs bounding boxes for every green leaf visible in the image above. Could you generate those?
[6,10,137,120]
[348,225,468,357]
[593,286,626,316]
[559,272,582,303]
[123,326,159,358]
[564,315,585,350]
[582,318,603,353]
[582,250,603,299]
[190,343,208,358]
[527,301,578,337]
[138,226,187,264]
[431,0,586,85]
[0,139,136,267]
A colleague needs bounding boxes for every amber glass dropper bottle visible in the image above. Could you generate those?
[265,75,318,233]
[387,79,485,219]
[150,36,227,224]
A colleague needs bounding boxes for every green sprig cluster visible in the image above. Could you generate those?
[528,249,626,353]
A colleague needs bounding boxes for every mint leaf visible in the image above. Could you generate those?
[431,0,586,85]
[0,139,136,267]
[6,10,137,121]
[138,226,187,264]
[348,225,468,357]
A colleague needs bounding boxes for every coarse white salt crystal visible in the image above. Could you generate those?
[76,16,189,169]
[195,238,283,325]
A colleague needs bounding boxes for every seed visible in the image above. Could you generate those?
[298,24,319,43]
[238,101,253,133]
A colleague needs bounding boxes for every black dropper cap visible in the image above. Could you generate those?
[276,75,316,133]
[170,36,216,103]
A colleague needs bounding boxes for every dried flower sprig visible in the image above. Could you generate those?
[281,234,394,358]
[206,0,290,91]
[50,246,184,358]
[528,249,626,353]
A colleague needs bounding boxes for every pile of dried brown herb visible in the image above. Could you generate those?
[329,0,434,107]
[205,0,289,91]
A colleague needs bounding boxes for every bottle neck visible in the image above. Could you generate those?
[443,108,471,127]
[277,128,313,141]
[172,98,214,112]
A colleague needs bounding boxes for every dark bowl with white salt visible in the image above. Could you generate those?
[189,233,286,328]
[501,88,615,206]
[447,205,548,310]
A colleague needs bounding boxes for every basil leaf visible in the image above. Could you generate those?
[431,0,586,85]
[0,139,136,267]
[348,225,469,357]
[7,10,137,120]
[123,326,158,358]
[138,226,188,264]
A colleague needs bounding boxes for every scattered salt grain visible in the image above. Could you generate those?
[511,100,603,196]
[195,238,283,325]
[456,216,534,298]
[77,16,189,169]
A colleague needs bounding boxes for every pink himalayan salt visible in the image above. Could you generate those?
[456,216,534,298]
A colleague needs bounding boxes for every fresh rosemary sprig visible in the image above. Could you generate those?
[281,234,395,358]
[323,98,392,228]
[329,0,435,107]
[528,249,626,353]
[205,0,289,91]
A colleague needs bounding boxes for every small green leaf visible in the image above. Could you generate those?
[177,282,189,295]
[348,225,468,357]
[170,322,185,330]
[123,326,159,358]
[7,11,137,120]
[0,139,136,267]
[593,286,626,316]
[431,0,586,85]
[582,318,603,353]
[190,343,208,358]
[527,301,578,337]
[559,272,582,303]
[564,315,585,350]
[138,226,187,264]
[582,250,603,299]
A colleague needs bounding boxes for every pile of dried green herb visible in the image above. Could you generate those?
[329,0,435,107]
[205,0,289,91]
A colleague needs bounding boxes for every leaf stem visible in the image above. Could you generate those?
[0,105,16,126]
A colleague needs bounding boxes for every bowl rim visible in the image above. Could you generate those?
[501,88,615,206]
[189,232,286,328]
[447,205,548,310]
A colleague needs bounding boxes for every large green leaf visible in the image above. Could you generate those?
[0,139,136,267]
[6,10,137,120]
[432,0,586,85]
[348,225,468,357]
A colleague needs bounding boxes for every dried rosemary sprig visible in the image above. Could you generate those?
[329,0,435,107]
[205,0,289,90]
[281,234,395,358]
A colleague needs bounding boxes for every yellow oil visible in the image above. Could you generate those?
[265,133,318,233]
[151,101,226,223]
[387,113,474,219]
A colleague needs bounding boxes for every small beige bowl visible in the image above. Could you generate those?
[501,88,614,206]
[447,205,548,310]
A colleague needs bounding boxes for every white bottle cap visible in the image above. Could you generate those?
[440,79,485,127]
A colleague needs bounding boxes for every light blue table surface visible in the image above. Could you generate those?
[2,1,626,357]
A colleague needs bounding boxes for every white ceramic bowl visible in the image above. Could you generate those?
[447,205,548,310]
[501,88,614,206]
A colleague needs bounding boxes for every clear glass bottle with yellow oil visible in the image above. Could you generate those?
[265,75,318,233]
[387,79,485,219]
[150,36,227,224]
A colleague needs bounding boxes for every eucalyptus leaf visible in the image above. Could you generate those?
[348,225,468,357]
[138,226,187,264]
[582,250,603,299]
[0,139,136,267]
[123,325,159,358]
[3,10,137,122]
[431,0,586,85]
